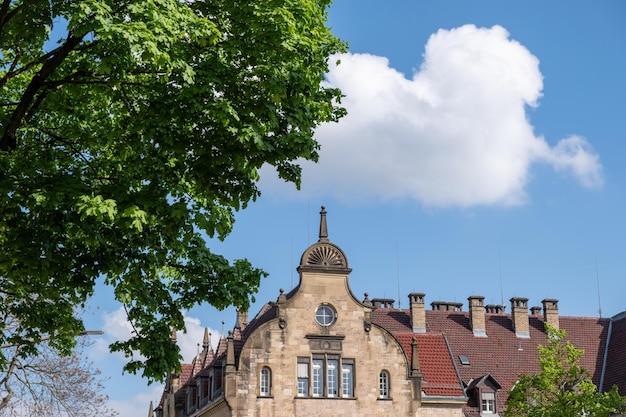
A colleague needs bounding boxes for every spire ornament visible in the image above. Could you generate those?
[319,206,329,242]
[298,206,350,273]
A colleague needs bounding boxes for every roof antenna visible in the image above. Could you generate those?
[499,250,505,307]
[397,243,401,309]
[596,256,602,318]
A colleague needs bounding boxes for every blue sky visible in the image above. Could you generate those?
[82,2,626,415]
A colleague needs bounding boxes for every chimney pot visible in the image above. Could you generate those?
[510,297,530,338]
[542,298,559,331]
[409,293,426,333]
[468,296,487,337]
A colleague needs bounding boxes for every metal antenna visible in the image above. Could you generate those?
[397,243,401,309]
[499,250,505,307]
[596,256,602,318]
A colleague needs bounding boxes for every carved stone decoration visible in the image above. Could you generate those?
[278,318,287,329]
[305,244,346,268]
[305,334,345,352]
[296,206,351,273]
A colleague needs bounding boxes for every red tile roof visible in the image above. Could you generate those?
[372,307,612,414]
[394,331,465,397]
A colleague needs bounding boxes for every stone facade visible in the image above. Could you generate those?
[155,207,464,417]
[154,207,626,417]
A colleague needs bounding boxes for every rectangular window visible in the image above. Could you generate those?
[482,392,495,413]
[297,358,309,397]
[297,356,355,398]
[202,378,209,399]
[215,367,223,390]
[327,358,338,397]
[312,358,324,397]
[260,367,271,397]
[342,360,354,397]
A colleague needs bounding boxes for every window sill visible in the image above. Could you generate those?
[257,395,273,399]
[377,397,393,401]
[295,396,357,400]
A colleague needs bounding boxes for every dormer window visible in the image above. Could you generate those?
[466,374,501,416]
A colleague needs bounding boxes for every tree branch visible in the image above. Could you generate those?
[0,0,19,38]
[0,33,85,151]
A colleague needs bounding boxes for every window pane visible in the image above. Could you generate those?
[297,362,309,378]
[260,367,270,396]
[297,359,309,397]
[312,359,324,397]
[379,371,389,398]
[327,359,338,397]
[297,377,309,397]
[342,363,354,397]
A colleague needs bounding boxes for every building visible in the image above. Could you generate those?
[154,207,626,417]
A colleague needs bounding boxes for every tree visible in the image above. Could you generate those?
[505,324,626,417]
[0,0,346,382]
[1,315,116,416]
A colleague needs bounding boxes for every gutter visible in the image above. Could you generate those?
[599,317,613,392]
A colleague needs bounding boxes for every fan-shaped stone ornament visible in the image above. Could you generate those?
[305,244,346,268]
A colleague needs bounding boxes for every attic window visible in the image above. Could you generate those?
[459,355,470,365]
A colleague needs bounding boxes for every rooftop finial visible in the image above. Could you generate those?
[319,206,329,242]
[202,327,210,350]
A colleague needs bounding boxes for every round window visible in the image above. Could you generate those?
[315,305,336,327]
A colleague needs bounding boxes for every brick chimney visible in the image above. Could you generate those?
[468,295,487,337]
[510,297,530,338]
[542,298,559,331]
[409,293,426,333]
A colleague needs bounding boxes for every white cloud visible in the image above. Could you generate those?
[108,384,164,417]
[260,24,602,207]
[92,307,220,364]
[176,315,221,363]
[89,309,222,417]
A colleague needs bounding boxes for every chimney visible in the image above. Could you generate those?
[372,298,394,309]
[409,293,426,333]
[510,297,530,338]
[468,295,487,337]
[530,306,542,315]
[542,298,559,331]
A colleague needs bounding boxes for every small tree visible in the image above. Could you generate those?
[0,334,116,417]
[505,324,626,417]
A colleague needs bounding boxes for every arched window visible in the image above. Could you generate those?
[379,370,390,399]
[260,367,272,397]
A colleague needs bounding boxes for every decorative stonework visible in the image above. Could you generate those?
[304,244,346,268]
[297,206,351,273]
[305,334,345,352]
